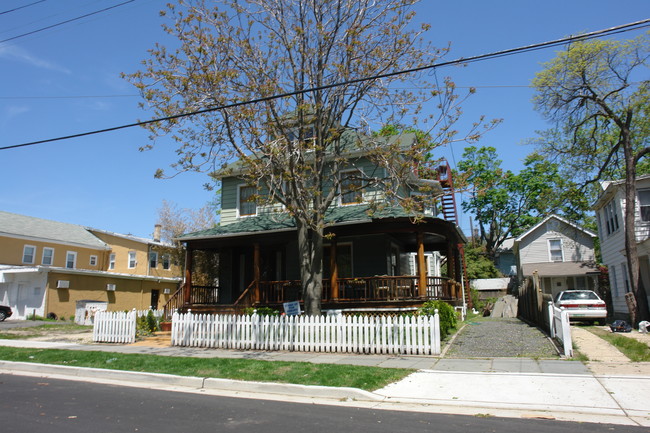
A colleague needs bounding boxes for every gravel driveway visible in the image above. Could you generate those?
[445,317,559,358]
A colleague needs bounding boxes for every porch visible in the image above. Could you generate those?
[168,206,469,317]
[164,274,464,318]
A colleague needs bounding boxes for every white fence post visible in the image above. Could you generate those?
[548,303,573,358]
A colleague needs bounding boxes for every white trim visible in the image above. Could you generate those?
[22,244,36,264]
[89,255,98,266]
[42,247,54,266]
[65,251,77,269]
[236,184,258,218]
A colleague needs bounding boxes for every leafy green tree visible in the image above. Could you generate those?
[126,0,490,315]
[532,33,650,322]
[456,146,563,260]
[463,243,501,280]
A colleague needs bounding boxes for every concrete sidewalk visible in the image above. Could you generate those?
[0,336,649,426]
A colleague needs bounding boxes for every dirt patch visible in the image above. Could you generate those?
[1,325,94,344]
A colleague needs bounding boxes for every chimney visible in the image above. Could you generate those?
[153,224,162,243]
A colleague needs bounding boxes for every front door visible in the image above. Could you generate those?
[150,289,160,310]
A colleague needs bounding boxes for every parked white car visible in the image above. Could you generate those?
[553,290,607,325]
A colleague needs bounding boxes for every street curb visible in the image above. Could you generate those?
[0,360,382,402]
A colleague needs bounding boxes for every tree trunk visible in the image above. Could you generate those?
[296,220,324,316]
[623,140,650,324]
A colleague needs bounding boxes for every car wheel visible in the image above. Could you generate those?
[0,311,6,322]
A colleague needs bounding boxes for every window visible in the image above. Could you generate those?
[548,239,564,262]
[89,255,97,266]
[603,200,620,235]
[609,266,618,297]
[340,169,364,205]
[66,251,77,269]
[149,252,158,268]
[128,251,137,269]
[162,254,171,270]
[622,263,631,293]
[238,185,257,217]
[639,189,650,222]
[109,253,116,270]
[42,247,54,266]
[22,245,36,264]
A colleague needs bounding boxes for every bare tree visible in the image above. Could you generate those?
[126,0,493,315]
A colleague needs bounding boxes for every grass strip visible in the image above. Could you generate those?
[0,346,413,391]
[588,327,650,362]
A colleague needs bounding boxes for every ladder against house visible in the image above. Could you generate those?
[436,160,472,309]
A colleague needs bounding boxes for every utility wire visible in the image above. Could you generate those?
[0,0,46,16]
[2,18,649,152]
[0,0,135,44]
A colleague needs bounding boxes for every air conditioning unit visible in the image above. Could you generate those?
[57,280,70,289]
[163,288,171,295]
[106,284,116,291]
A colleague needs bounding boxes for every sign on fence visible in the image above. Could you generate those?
[171,312,441,355]
[283,301,301,316]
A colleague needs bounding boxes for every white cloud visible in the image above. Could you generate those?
[0,44,71,74]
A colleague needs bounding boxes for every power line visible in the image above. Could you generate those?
[0,0,135,44]
[2,18,649,152]
[0,0,46,16]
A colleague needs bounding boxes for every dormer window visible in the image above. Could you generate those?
[603,200,619,235]
[238,185,257,217]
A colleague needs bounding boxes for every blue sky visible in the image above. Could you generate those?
[1,0,648,238]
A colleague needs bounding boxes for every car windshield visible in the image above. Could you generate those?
[560,291,599,301]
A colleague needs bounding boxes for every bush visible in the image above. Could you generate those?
[136,310,159,337]
[418,300,458,339]
[243,307,280,316]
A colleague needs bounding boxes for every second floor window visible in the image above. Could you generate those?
[22,245,36,264]
[340,169,363,205]
[639,189,650,222]
[238,185,257,217]
[162,254,171,270]
[89,255,97,266]
[603,200,619,235]
[42,247,54,266]
[109,253,116,270]
[128,251,137,269]
[66,251,77,269]
[150,252,158,268]
[548,239,564,262]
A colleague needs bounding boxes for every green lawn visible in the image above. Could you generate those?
[0,346,413,391]
[587,327,650,362]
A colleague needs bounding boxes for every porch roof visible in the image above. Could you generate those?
[179,204,465,242]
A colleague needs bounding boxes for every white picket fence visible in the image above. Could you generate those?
[171,311,441,355]
[548,302,573,357]
[92,309,163,343]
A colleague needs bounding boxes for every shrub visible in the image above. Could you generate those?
[418,300,457,339]
[136,310,159,337]
[243,307,280,316]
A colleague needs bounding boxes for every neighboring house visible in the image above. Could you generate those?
[494,237,516,276]
[172,129,469,315]
[470,277,510,301]
[514,215,599,299]
[593,175,650,319]
[0,211,182,320]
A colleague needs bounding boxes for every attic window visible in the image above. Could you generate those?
[548,239,564,262]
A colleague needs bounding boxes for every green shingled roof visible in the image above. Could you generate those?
[179,204,416,240]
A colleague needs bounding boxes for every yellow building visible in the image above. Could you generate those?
[0,211,182,320]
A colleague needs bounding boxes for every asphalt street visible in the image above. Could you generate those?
[1,374,647,433]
